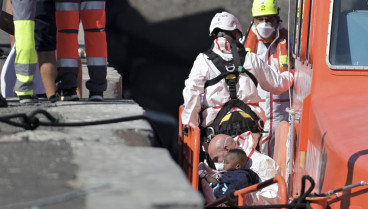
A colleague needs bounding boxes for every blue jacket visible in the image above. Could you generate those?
[213,168,260,199]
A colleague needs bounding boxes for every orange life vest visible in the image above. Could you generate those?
[244,28,290,73]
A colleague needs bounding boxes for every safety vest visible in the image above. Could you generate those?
[245,27,289,73]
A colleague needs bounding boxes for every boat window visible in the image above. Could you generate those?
[292,0,300,57]
[306,0,313,61]
[298,0,304,57]
[293,0,304,58]
[329,0,368,66]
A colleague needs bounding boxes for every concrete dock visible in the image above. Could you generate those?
[0,99,203,209]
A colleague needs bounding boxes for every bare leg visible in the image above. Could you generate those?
[38,51,57,98]
[0,11,14,35]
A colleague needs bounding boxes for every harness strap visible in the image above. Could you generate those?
[227,76,237,100]
[203,41,258,89]
[204,71,230,88]
[238,67,258,87]
[212,100,259,125]
[225,38,240,100]
[226,36,242,68]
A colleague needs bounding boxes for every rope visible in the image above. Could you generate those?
[324,180,368,196]
[0,109,165,148]
[285,0,295,193]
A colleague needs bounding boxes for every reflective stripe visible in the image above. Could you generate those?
[14,20,37,64]
[14,61,36,95]
[56,2,79,11]
[15,90,34,96]
[248,148,255,158]
[15,81,34,93]
[245,47,251,52]
[279,54,289,68]
[81,1,105,10]
[87,57,106,66]
[16,74,34,83]
[58,58,79,67]
[14,63,37,75]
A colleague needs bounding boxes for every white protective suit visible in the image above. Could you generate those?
[246,23,292,157]
[182,37,293,128]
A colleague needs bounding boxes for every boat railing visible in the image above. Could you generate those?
[205,176,288,208]
[178,105,201,190]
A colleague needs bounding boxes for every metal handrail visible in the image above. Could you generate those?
[234,176,288,207]
[177,105,201,191]
[206,176,288,208]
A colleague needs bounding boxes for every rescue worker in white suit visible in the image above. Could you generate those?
[244,0,293,157]
[181,11,294,154]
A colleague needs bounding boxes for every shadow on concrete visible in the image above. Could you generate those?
[106,0,225,158]
[0,140,84,209]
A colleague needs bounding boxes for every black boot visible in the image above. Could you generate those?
[0,94,8,108]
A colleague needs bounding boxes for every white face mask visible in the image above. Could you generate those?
[256,22,275,40]
[214,161,224,171]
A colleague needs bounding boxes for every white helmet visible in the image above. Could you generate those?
[209,11,243,36]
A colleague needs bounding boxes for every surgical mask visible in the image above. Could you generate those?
[214,161,224,171]
[256,22,275,40]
